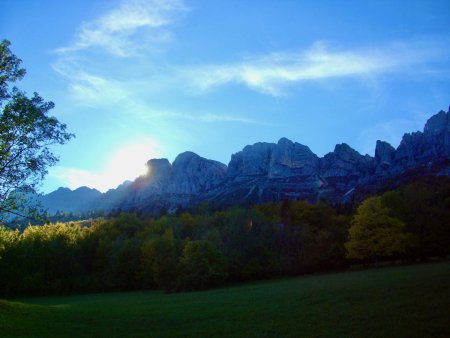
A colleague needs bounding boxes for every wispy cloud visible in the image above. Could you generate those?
[56,0,187,57]
[183,41,442,96]
[147,110,272,125]
[52,0,271,127]
[53,59,269,126]
[195,113,270,125]
[52,0,186,109]
[53,64,130,106]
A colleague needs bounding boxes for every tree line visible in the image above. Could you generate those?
[1,176,449,297]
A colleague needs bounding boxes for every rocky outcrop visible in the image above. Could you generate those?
[209,138,321,205]
[321,143,371,178]
[393,111,450,174]
[269,138,319,177]
[40,108,450,214]
[354,110,450,200]
[227,142,276,177]
[168,152,227,195]
[110,152,228,212]
[374,140,396,172]
[318,143,374,201]
[424,110,450,134]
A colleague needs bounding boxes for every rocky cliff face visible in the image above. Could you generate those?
[393,111,450,174]
[101,152,228,213]
[209,138,321,205]
[374,140,396,172]
[168,152,227,195]
[41,109,450,214]
[227,142,276,178]
[269,138,320,177]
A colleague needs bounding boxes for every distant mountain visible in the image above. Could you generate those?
[40,186,102,214]
[39,108,450,214]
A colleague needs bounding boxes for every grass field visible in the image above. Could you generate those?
[1,262,449,338]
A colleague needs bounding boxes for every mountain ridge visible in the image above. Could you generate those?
[40,108,450,214]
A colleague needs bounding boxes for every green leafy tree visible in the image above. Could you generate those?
[381,177,450,259]
[0,39,73,220]
[0,225,21,295]
[345,196,411,263]
[177,239,227,291]
[140,228,179,291]
[289,200,349,271]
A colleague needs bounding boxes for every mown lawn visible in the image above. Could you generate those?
[1,261,449,338]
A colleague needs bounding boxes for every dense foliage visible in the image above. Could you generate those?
[0,177,449,297]
[0,201,349,296]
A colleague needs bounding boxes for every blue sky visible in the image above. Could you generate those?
[1,0,449,193]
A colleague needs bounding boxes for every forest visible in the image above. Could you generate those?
[0,176,449,297]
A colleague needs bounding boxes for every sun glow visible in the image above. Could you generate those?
[109,142,154,179]
[51,139,161,192]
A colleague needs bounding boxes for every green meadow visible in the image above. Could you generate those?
[1,261,449,338]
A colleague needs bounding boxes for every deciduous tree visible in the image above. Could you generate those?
[345,196,411,263]
[0,39,73,220]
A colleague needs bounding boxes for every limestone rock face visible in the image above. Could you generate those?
[212,138,322,205]
[317,143,374,201]
[115,152,228,212]
[227,142,275,177]
[269,138,319,177]
[424,110,450,134]
[146,159,171,180]
[168,151,227,194]
[394,111,450,173]
[130,158,172,198]
[375,140,396,172]
[320,143,373,178]
[227,138,319,179]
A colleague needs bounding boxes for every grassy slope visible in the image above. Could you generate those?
[1,262,449,338]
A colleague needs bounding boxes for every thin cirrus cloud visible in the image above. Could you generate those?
[120,104,270,126]
[56,0,187,57]
[52,0,186,106]
[52,0,267,126]
[52,60,132,107]
[184,40,442,96]
[53,59,267,126]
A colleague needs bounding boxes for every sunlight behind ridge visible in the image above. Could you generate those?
[51,139,161,192]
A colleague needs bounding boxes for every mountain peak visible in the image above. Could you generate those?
[333,143,358,155]
[424,110,449,135]
[172,151,201,166]
[277,137,293,146]
[146,158,171,177]
[55,187,72,193]
[74,186,101,193]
